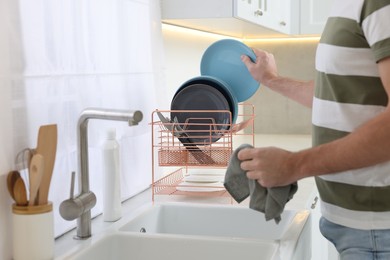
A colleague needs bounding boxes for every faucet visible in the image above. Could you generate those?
[60,108,143,239]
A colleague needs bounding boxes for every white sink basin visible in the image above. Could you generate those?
[120,203,303,241]
[59,203,311,260]
[68,232,279,260]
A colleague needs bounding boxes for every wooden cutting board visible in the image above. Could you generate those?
[36,124,57,205]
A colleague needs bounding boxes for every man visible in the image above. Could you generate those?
[239,1,390,259]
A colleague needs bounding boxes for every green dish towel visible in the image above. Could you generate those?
[224,144,298,224]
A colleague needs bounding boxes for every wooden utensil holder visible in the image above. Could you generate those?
[12,203,54,260]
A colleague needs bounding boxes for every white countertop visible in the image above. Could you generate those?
[55,134,317,259]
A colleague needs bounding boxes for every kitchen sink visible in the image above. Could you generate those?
[120,203,304,240]
[68,232,279,260]
[59,203,311,260]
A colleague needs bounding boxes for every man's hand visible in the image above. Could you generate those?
[242,48,314,107]
[241,49,278,85]
[237,147,299,188]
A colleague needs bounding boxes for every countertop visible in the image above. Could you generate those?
[55,134,316,259]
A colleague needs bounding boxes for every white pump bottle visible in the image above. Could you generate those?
[102,128,122,222]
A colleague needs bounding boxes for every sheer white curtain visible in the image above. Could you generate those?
[0,0,165,242]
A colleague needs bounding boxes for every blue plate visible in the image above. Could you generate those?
[200,39,260,102]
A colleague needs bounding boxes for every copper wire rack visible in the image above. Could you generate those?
[151,104,255,201]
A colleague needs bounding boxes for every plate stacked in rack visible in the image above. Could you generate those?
[171,39,260,146]
[177,170,225,192]
[171,81,233,145]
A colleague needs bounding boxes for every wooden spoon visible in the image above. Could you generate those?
[13,177,28,206]
[36,124,57,205]
[7,171,21,201]
[28,154,44,206]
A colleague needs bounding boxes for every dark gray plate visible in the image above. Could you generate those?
[171,84,231,145]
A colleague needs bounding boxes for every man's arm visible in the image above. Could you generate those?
[294,56,390,178]
[241,49,314,108]
[238,56,390,187]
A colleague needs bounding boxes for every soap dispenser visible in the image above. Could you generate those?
[102,128,122,222]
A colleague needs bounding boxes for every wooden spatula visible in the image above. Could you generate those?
[28,154,44,206]
[36,124,57,205]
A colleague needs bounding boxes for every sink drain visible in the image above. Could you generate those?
[140,227,146,233]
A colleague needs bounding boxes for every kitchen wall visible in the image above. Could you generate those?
[0,1,164,259]
[162,25,318,135]
[0,3,319,258]
[245,39,317,134]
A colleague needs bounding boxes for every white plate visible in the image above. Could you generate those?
[177,181,225,192]
[184,175,224,183]
[189,169,226,176]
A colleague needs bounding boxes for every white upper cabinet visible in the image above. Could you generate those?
[161,0,334,38]
[235,0,299,35]
[300,0,334,34]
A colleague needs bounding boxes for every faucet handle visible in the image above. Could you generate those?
[69,171,75,199]
[59,171,96,221]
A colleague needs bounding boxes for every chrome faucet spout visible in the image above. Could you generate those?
[60,107,143,239]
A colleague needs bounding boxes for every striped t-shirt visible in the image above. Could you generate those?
[313,0,390,230]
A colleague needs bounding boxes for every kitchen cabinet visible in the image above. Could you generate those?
[300,0,335,34]
[161,0,334,38]
[235,0,299,35]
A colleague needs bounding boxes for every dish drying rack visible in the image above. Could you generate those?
[151,103,255,201]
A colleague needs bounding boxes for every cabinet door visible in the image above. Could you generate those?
[300,0,334,34]
[257,0,291,34]
[235,0,299,35]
